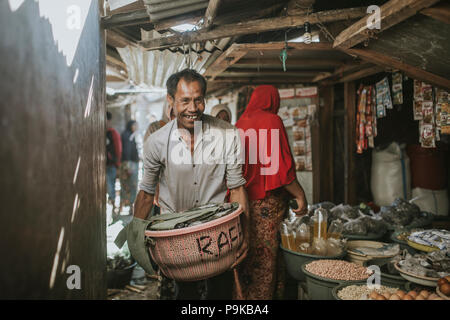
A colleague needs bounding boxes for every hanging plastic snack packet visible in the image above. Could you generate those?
[414,100,423,120]
[392,72,403,105]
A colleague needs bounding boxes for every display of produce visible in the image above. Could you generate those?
[305,260,372,281]
[397,250,450,279]
[437,276,450,298]
[336,284,399,300]
[147,202,239,230]
[368,288,443,300]
[408,229,450,251]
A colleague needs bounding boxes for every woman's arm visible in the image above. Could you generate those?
[284,179,308,216]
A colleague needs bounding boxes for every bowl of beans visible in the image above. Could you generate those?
[301,260,374,300]
[332,283,400,300]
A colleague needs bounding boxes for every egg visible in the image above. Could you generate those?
[407,290,418,298]
[403,295,414,300]
[428,293,439,300]
[415,295,425,300]
[389,294,400,300]
[369,291,379,300]
[382,292,391,299]
[438,278,448,287]
[376,295,387,300]
[440,283,450,296]
[396,290,406,298]
[419,290,430,299]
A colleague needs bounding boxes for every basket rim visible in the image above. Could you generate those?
[144,204,243,237]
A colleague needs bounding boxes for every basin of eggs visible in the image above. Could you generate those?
[369,289,444,300]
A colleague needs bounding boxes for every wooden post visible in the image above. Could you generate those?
[344,81,356,205]
[319,85,334,202]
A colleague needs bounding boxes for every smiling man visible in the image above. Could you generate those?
[134,69,249,299]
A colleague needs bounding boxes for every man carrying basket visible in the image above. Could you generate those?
[123,69,249,299]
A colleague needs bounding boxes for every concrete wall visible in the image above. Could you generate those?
[0,0,106,299]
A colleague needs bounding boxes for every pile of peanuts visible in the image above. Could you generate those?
[305,260,372,281]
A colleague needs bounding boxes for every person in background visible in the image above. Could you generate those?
[144,102,174,143]
[118,120,139,217]
[234,85,308,300]
[210,103,232,123]
[106,111,122,213]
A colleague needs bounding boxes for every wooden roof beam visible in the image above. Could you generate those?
[337,65,384,83]
[102,9,150,28]
[204,42,333,79]
[420,2,450,24]
[203,43,249,79]
[333,0,440,49]
[235,58,345,67]
[204,0,222,29]
[342,48,450,90]
[106,29,139,48]
[313,61,369,82]
[212,77,313,84]
[140,7,367,50]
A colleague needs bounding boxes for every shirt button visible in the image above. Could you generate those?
[194,182,197,185]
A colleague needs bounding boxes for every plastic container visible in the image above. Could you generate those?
[144,205,244,282]
[346,240,399,265]
[389,231,417,254]
[301,262,363,300]
[406,144,447,190]
[280,246,346,281]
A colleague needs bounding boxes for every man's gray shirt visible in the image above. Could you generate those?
[139,114,246,214]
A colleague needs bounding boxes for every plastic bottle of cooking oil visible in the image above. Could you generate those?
[327,219,343,239]
[313,208,328,240]
[280,222,296,250]
[295,223,311,253]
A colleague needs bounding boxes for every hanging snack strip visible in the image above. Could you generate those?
[420,83,436,148]
[392,72,403,105]
[375,76,393,118]
[436,88,450,135]
[356,85,377,154]
[413,81,449,146]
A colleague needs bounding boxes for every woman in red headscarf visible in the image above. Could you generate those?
[234,85,308,300]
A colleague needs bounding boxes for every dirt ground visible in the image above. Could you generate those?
[107,277,159,300]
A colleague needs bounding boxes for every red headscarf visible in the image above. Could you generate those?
[236,85,296,201]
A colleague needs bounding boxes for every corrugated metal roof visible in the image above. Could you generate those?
[117,29,231,88]
[143,0,209,21]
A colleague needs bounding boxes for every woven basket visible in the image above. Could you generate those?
[144,205,244,282]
